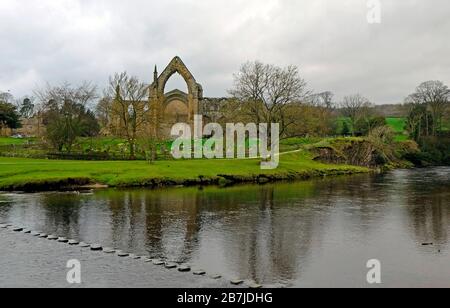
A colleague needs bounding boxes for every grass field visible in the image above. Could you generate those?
[0,151,368,191]
[386,117,407,133]
[0,137,35,146]
[336,117,409,141]
[386,117,409,142]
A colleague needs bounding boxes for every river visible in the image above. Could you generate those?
[1,167,449,287]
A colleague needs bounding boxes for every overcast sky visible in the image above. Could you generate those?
[1,0,449,104]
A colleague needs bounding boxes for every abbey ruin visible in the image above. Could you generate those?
[149,56,229,138]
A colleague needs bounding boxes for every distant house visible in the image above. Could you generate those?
[13,113,46,137]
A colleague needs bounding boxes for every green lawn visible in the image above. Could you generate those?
[386,118,407,133]
[386,117,409,142]
[336,117,408,133]
[0,151,368,190]
[0,137,34,146]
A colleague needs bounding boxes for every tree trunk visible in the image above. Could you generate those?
[129,140,136,160]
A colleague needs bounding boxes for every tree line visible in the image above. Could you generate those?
[1,61,449,161]
[405,81,450,140]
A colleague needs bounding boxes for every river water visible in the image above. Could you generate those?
[1,168,449,287]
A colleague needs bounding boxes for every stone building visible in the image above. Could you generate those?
[149,56,229,139]
[15,113,45,137]
[0,113,45,137]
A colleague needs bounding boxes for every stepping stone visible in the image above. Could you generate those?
[210,274,222,280]
[12,227,23,232]
[165,263,178,269]
[143,258,152,263]
[0,224,7,228]
[129,254,141,260]
[38,233,48,238]
[57,237,69,243]
[68,240,79,245]
[90,244,103,251]
[117,251,129,257]
[152,259,165,266]
[31,231,40,236]
[178,265,191,272]
[103,248,116,254]
[422,243,434,246]
[230,279,244,285]
[47,235,58,240]
[193,270,206,276]
[246,281,263,289]
[22,229,31,234]
[79,242,90,248]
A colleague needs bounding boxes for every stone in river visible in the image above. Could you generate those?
[152,259,165,266]
[210,274,222,280]
[90,244,103,251]
[165,263,177,269]
[68,240,79,245]
[129,254,141,260]
[47,235,58,240]
[246,281,263,289]
[79,242,90,248]
[193,270,206,276]
[12,227,23,232]
[0,224,8,229]
[230,279,244,285]
[38,233,48,238]
[30,231,40,236]
[22,229,31,234]
[103,248,116,254]
[57,237,69,243]
[117,251,129,257]
[178,265,191,272]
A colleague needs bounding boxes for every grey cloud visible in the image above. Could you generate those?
[1,0,449,104]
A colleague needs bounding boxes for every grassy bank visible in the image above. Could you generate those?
[0,151,368,191]
[0,137,35,146]
[336,117,409,142]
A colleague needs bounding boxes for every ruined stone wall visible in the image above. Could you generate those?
[199,97,230,123]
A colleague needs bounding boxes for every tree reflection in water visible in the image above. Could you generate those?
[0,168,449,286]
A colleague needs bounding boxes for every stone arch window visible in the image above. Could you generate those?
[149,56,204,138]
[164,71,189,95]
[157,56,201,100]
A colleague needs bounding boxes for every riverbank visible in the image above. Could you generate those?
[0,151,369,192]
[0,226,233,288]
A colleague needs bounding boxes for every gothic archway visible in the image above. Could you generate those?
[158,57,199,98]
[149,56,203,138]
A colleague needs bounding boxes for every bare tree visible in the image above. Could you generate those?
[0,91,14,105]
[307,91,334,109]
[95,94,113,134]
[107,72,149,160]
[229,61,309,137]
[339,94,371,136]
[35,81,97,106]
[320,91,335,109]
[410,81,450,135]
[405,95,430,141]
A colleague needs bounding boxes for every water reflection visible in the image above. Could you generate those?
[1,168,449,287]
